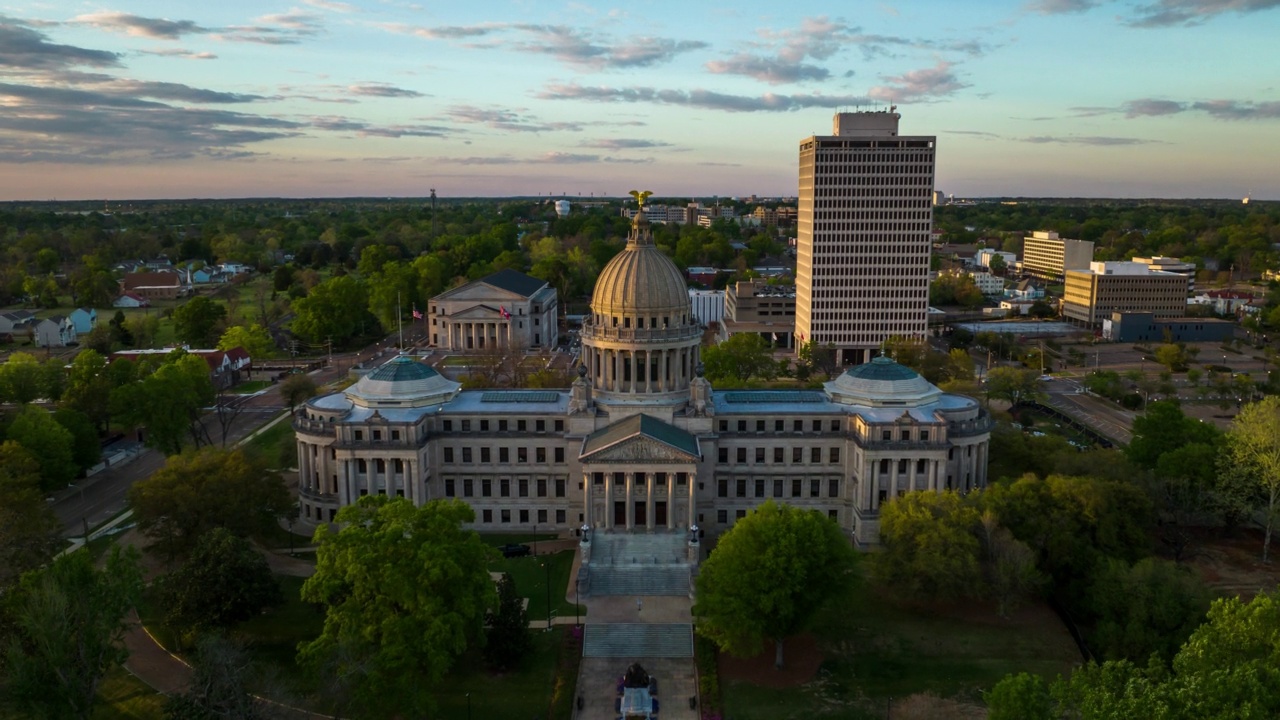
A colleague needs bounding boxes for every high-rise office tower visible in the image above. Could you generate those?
[795,111,936,365]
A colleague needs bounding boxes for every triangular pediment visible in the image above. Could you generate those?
[580,435,699,463]
[446,304,505,320]
[436,282,528,303]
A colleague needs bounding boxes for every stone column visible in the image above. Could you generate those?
[889,459,899,500]
[338,460,350,507]
[406,459,416,504]
[687,468,696,527]
[870,461,880,511]
[645,472,655,530]
[583,472,593,527]
[604,473,614,529]
[625,472,635,529]
[666,473,675,529]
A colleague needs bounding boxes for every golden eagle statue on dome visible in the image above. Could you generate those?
[629,189,653,208]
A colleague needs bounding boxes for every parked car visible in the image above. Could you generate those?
[499,543,531,558]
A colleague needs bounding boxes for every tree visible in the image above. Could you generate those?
[0,352,61,404]
[163,634,283,720]
[1,547,143,720]
[62,349,113,430]
[217,323,274,360]
[1154,343,1193,372]
[298,497,495,718]
[1087,557,1212,663]
[161,528,282,634]
[985,366,1045,407]
[875,491,984,602]
[1227,395,1280,561]
[983,520,1045,619]
[986,672,1054,720]
[694,501,860,669]
[127,447,292,558]
[484,572,530,671]
[0,442,61,587]
[988,254,1008,277]
[5,404,78,493]
[1126,401,1220,470]
[112,352,216,455]
[701,333,780,385]
[280,372,318,411]
[291,275,373,346]
[53,408,100,474]
[173,296,228,347]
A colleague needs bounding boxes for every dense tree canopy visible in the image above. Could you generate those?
[5,404,78,493]
[701,332,781,386]
[0,442,61,588]
[111,352,216,455]
[695,501,861,669]
[1227,395,1280,562]
[161,528,282,634]
[298,497,495,717]
[173,296,228,348]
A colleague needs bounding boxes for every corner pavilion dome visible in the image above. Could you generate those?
[591,207,691,322]
[823,356,942,407]
[344,355,460,408]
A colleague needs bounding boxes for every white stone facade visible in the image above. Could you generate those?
[428,269,558,351]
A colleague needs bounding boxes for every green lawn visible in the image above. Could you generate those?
[241,415,297,469]
[231,379,272,394]
[431,627,570,720]
[720,584,1080,719]
[93,665,166,719]
[492,550,586,622]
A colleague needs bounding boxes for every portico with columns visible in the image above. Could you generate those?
[579,413,701,531]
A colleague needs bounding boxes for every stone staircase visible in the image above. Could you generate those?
[590,566,690,596]
[592,531,688,566]
[583,623,694,658]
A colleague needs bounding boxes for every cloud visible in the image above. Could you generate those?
[346,83,424,98]
[378,22,502,39]
[215,10,324,45]
[138,48,217,60]
[1126,0,1280,27]
[101,79,264,103]
[944,130,1001,138]
[509,26,707,69]
[1191,99,1280,119]
[310,115,448,137]
[442,105,584,132]
[0,20,121,70]
[538,83,871,112]
[1020,135,1159,145]
[582,138,672,150]
[706,54,830,84]
[304,0,360,12]
[1024,0,1101,13]
[1122,98,1187,117]
[868,61,968,102]
[72,11,208,39]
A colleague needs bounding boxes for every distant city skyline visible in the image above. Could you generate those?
[0,1,1277,201]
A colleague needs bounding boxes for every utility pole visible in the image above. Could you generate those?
[430,188,437,237]
[326,337,332,366]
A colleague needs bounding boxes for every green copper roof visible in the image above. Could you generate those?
[581,414,700,459]
[843,356,920,382]
[367,356,440,382]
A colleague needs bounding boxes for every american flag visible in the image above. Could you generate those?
[411,306,422,320]
[500,306,511,320]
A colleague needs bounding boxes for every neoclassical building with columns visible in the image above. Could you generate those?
[294,206,991,546]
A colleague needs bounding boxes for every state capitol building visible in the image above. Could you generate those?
[293,204,992,547]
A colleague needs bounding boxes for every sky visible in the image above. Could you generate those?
[0,0,1277,201]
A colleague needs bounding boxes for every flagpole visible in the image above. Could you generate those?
[397,291,403,350]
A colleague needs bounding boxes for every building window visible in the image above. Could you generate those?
[480,420,489,432]
[499,419,508,432]
[830,447,840,463]
[717,509,728,524]
[536,420,545,432]
[443,420,452,432]
[736,479,747,498]
[811,447,821,463]
[738,420,747,432]
[518,448,528,463]
[556,509,566,523]
[462,447,472,463]
[537,478,547,497]
[829,478,840,497]
[483,509,493,523]
[755,479,765,497]
[500,478,511,497]
[773,479,783,498]
[829,509,839,521]
[793,447,803,463]
[920,430,929,441]
[354,430,363,441]
[518,420,527,431]
[917,459,928,473]
[555,478,566,497]
[443,448,454,463]
[555,420,564,432]
[464,479,474,497]
[810,479,820,497]
[500,447,509,462]
[901,430,910,440]
[677,473,688,485]
[736,509,746,520]
[792,479,802,497]
[482,479,492,497]
[812,420,821,432]
[593,472,604,485]
[717,479,728,497]
[794,420,803,432]
[462,420,471,432]
[519,509,529,523]
[537,509,547,523]
[445,479,455,497]
[881,430,891,441]
[481,447,491,463]
[392,430,400,441]
[719,420,728,432]
[755,447,765,463]
[718,448,728,463]
[536,447,546,463]
[898,459,908,474]
[736,448,747,463]
[501,509,511,523]
[756,420,765,432]
[554,447,564,463]
[519,479,529,497]
[775,420,784,432]
[773,447,784,463]
[830,420,840,432]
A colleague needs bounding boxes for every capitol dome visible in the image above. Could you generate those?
[591,207,691,326]
[823,356,942,407]
[344,355,460,408]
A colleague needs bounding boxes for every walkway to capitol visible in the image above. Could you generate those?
[574,529,700,719]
